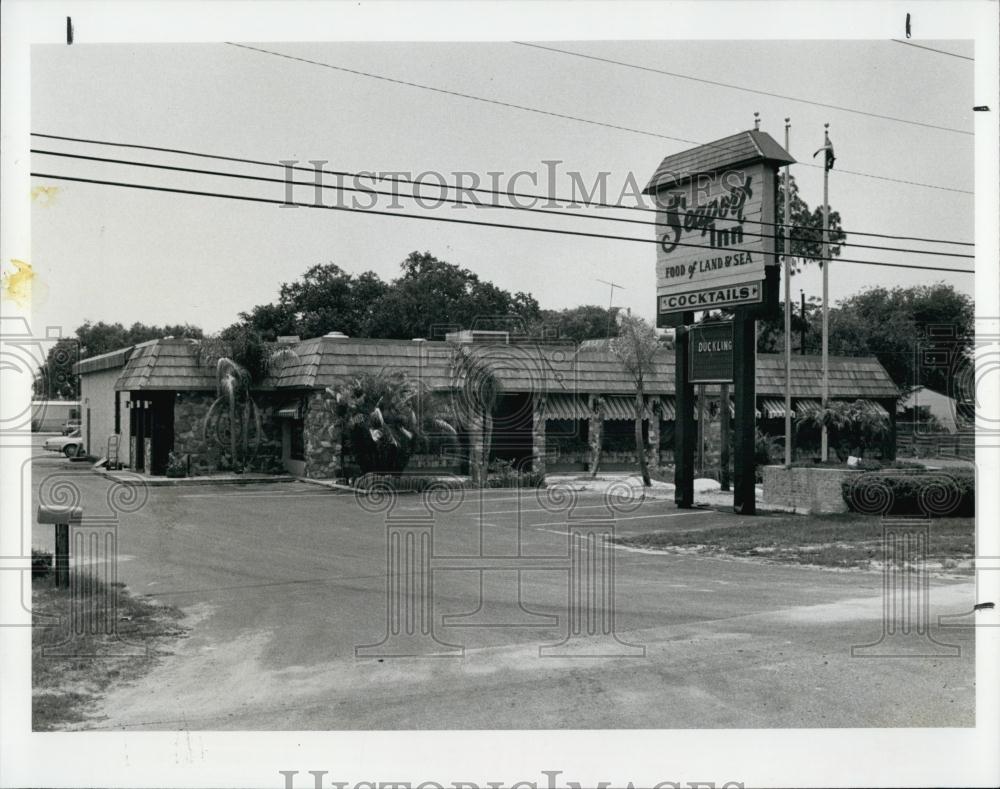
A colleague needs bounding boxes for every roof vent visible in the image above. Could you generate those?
[445,330,510,345]
[323,331,349,339]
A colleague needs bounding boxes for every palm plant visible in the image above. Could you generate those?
[610,314,659,487]
[449,345,501,486]
[199,330,299,473]
[203,357,261,473]
[795,399,890,461]
[323,370,455,474]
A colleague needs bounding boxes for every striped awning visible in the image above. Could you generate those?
[544,394,675,421]
[760,398,789,418]
[603,395,637,421]
[543,393,588,420]
[795,399,822,416]
[276,401,303,419]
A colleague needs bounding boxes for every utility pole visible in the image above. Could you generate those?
[783,117,792,466]
[814,124,834,461]
[597,278,625,339]
[800,290,806,355]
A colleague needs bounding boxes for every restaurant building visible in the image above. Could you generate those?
[73,331,900,477]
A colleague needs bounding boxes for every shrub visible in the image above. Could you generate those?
[164,451,188,478]
[31,549,53,579]
[354,473,466,494]
[484,459,545,489]
[796,400,891,461]
[842,469,974,517]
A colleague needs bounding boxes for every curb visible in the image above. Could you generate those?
[295,477,356,494]
[92,469,297,487]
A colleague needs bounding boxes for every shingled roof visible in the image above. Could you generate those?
[643,129,795,193]
[264,336,896,399]
[102,336,898,401]
[114,338,215,391]
[756,354,899,399]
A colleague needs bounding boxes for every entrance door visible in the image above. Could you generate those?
[149,393,175,475]
[130,395,147,471]
[491,392,534,468]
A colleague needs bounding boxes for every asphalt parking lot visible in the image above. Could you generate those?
[30,445,976,730]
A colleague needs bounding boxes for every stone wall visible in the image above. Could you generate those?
[173,391,219,475]
[173,390,284,475]
[762,465,859,514]
[302,391,341,479]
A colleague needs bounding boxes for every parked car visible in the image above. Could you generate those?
[43,429,86,458]
[61,419,81,435]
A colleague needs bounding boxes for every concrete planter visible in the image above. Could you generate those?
[762,465,861,514]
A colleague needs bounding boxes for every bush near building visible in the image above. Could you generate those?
[841,468,975,517]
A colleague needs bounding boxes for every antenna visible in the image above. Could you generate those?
[596,278,625,338]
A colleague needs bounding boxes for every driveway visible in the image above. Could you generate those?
[31,453,976,730]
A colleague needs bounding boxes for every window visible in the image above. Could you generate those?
[289,419,305,461]
[114,391,121,434]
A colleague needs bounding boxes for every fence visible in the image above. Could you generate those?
[896,426,975,460]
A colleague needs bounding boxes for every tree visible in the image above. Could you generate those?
[588,396,606,478]
[75,320,203,358]
[366,252,541,339]
[277,263,390,339]
[755,297,820,354]
[756,284,973,394]
[236,303,300,342]
[197,327,298,472]
[609,313,659,487]
[34,338,80,399]
[202,357,260,473]
[35,320,204,400]
[533,305,620,343]
[449,344,501,486]
[832,284,973,395]
[323,370,456,475]
[776,174,846,276]
[795,400,891,461]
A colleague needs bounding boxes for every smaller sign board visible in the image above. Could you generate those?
[689,322,734,383]
[659,280,762,314]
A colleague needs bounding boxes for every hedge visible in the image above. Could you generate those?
[842,468,974,517]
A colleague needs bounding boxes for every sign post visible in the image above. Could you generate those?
[646,128,793,513]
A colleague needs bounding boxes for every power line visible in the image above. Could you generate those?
[223,42,974,197]
[891,39,975,62]
[29,170,975,276]
[30,147,976,261]
[31,132,975,248]
[514,42,972,137]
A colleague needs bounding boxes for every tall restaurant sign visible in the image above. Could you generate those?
[645,131,794,317]
[644,128,794,517]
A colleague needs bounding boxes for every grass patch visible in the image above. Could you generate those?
[32,572,187,731]
[617,513,975,572]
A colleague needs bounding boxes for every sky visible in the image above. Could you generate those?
[29,39,975,335]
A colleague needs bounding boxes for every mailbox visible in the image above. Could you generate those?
[37,505,82,588]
